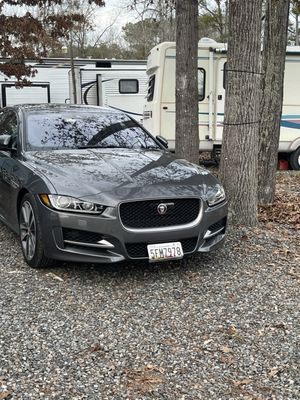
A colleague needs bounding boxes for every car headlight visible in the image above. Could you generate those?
[206,184,226,206]
[39,194,106,214]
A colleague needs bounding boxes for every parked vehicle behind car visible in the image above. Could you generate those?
[0,104,227,268]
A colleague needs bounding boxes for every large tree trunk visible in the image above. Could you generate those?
[220,0,262,226]
[175,0,199,164]
[258,0,290,204]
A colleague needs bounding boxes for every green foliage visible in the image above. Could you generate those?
[198,0,228,42]
[122,18,161,59]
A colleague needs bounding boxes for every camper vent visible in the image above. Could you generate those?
[95,61,112,68]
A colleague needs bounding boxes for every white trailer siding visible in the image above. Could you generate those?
[0,65,71,107]
[280,56,300,151]
[143,41,300,158]
[1,83,50,106]
[72,65,148,120]
[0,58,147,113]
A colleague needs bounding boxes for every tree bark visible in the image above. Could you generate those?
[175,0,199,164]
[258,0,290,204]
[69,34,78,104]
[296,13,299,45]
[220,0,262,226]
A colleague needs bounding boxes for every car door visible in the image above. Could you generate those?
[0,108,21,228]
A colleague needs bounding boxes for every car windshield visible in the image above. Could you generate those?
[25,111,160,151]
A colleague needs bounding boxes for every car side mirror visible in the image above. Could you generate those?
[156,135,168,149]
[0,134,12,150]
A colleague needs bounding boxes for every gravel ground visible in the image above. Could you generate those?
[0,209,299,399]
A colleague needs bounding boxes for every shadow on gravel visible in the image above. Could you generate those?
[40,250,223,282]
[1,220,228,284]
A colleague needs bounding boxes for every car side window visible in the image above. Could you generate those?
[0,110,18,148]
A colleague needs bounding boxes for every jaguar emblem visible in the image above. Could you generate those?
[157,202,174,215]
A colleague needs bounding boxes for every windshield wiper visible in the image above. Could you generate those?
[77,145,160,150]
[77,145,128,149]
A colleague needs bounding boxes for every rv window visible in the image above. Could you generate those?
[198,68,205,102]
[147,75,155,102]
[119,79,139,94]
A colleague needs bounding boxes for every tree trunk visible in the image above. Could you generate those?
[220,0,262,226]
[296,11,299,46]
[69,34,77,104]
[175,0,199,164]
[258,0,290,204]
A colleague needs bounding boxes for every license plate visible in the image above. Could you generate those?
[147,242,183,262]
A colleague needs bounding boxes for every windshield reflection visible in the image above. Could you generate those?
[25,111,159,151]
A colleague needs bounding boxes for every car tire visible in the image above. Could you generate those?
[289,147,300,170]
[19,193,57,268]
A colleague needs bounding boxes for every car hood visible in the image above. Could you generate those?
[25,149,220,204]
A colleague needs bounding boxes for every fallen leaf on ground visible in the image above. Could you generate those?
[221,346,232,353]
[46,272,64,282]
[125,366,164,394]
[145,364,165,373]
[287,268,300,280]
[161,338,177,346]
[193,383,203,389]
[227,326,238,336]
[258,189,300,228]
[89,343,103,352]
[233,378,252,387]
[241,235,249,241]
[0,391,12,400]
[268,367,280,378]
[203,339,213,346]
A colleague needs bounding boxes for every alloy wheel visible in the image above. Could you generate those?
[20,201,37,261]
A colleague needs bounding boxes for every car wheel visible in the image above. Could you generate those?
[19,193,56,268]
[289,147,300,170]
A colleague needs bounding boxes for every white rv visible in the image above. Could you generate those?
[0,58,147,121]
[0,60,71,107]
[143,39,300,170]
[69,60,147,121]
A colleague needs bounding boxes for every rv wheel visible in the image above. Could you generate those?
[289,148,300,170]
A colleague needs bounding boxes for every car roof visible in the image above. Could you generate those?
[4,104,124,115]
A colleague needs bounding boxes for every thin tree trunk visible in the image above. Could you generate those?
[175,0,199,164]
[220,0,262,226]
[296,12,299,45]
[69,34,77,104]
[258,0,290,204]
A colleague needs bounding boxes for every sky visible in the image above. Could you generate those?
[95,0,136,31]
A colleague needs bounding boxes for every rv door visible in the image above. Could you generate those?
[215,58,226,142]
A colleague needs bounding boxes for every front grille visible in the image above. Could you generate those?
[62,228,103,244]
[119,198,200,229]
[126,237,198,259]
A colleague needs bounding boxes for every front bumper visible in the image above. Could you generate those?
[37,198,228,264]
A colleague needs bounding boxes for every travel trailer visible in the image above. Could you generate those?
[69,60,147,120]
[0,58,147,120]
[143,38,300,170]
[0,59,71,107]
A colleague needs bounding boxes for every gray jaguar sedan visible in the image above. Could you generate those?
[0,104,227,268]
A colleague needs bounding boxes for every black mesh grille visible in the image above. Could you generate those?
[126,237,198,259]
[63,228,103,243]
[208,218,227,234]
[120,198,200,229]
